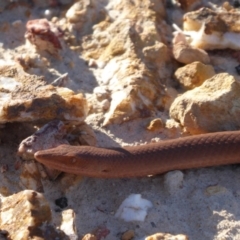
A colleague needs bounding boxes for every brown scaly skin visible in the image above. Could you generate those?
[34,130,240,178]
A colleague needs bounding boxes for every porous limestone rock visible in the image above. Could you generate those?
[0,66,88,123]
[170,73,240,134]
[174,61,215,89]
[0,190,51,239]
[182,7,240,50]
[172,32,210,64]
[81,0,172,125]
[145,232,189,240]
[66,0,96,27]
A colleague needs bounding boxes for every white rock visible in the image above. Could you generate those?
[93,86,109,101]
[12,20,22,28]
[60,209,77,237]
[115,194,153,222]
[164,170,184,193]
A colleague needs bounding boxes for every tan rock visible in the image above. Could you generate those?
[68,122,97,147]
[0,66,88,123]
[172,32,210,64]
[165,119,183,138]
[121,230,135,240]
[82,233,97,240]
[205,185,227,196]
[66,0,96,27]
[145,232,189,240]
[142,42,169,63]
[170,73,240,134]
[81,0,171,124]
[0,190,51,240]
[19,161,44,192]
[146,118,164,131]
[174,61,215,89]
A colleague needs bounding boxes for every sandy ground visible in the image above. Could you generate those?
[1,1,240,240]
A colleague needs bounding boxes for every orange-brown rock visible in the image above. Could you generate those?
[174,61,215,89]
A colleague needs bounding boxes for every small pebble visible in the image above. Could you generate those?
[55,197,68,209]
[12,20,22,28]
[82,233,96,240]
[101,99,110,111]
[164,170,184,194]
[205,185,227,196]
[121,230,134,240]
[146,118,164,131]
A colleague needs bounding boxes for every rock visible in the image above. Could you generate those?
[165,119,183,138]
[145,232,189,240]
[142,42,169,63]
[15,53,49,71]
[0,66,88,124]
[82,234,97,240]
[0,190,51,240]
[55,197,68,209]
[182,7,240,50]
[146,118,164,131]
[60,209,77,239]
[164,170,184,194]
[93,226,110,240]
[18,120,68,160]
[205,185,227,196]
[81,0,172,124]
[93,86,110,101]
[170,73,240,134]
[25,19,63,55]
[177,0,201,10]
[18,120,69,182]
[121,230,135,240]
[174,61,215,89]
[18,120,96,181]
[19,161,44,192]
[67,123,97,147]
[172,32,210,64]
[66,0,96,31]
[115,194,153,222]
